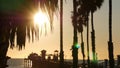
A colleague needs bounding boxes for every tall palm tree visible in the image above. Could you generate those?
[77,3,87,67]
[72,0,78,68]
[108,0,114,68]
[77,0,104,67]
[89,0,104,63]
[86,15,90,67]
[77,17,86,67]
[0,0,58,67]
[77,0,91,67]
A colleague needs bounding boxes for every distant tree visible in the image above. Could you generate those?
[0,0,58,67]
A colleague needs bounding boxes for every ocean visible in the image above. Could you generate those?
[7,59,25,68]
[6,59,77,68]
[6,59,106,68]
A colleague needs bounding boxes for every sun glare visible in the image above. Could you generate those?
[34,11,49,26]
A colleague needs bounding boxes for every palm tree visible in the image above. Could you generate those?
[0,0,58,67]
[76,0,104,67]
[89,0,104,63]
[108,0,114,68]
[77,3,87,67]
[86,14,90,68]
[72,0,79,68]
[77,0,91,67]
[77,17,86,67]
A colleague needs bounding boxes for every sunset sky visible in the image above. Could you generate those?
[7,0,120,60]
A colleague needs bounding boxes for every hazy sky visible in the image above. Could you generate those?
[7,0,120,60]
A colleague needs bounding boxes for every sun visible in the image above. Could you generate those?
[34,10,49,26]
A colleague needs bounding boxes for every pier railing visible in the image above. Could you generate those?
[24,58,32,68]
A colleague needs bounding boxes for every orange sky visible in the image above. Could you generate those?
[7,0,120,60]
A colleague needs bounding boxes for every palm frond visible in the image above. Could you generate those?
[43,0,58,30]
[0,0,58,50]
[10,24,16,49]
[16,23,26,50]
[96,0,104,9]
[20,0,58,49]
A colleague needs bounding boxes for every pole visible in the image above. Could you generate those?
[60,0,64,68]
[108,0,114,68]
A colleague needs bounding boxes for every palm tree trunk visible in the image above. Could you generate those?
[91,12,97,68]
[72,28,78,68]
[91,12,96,62]
[72,0,78,68]
[108,0,114,68]
[86,14,90,68]
[81,32,85,68]
[60,0,64,67]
